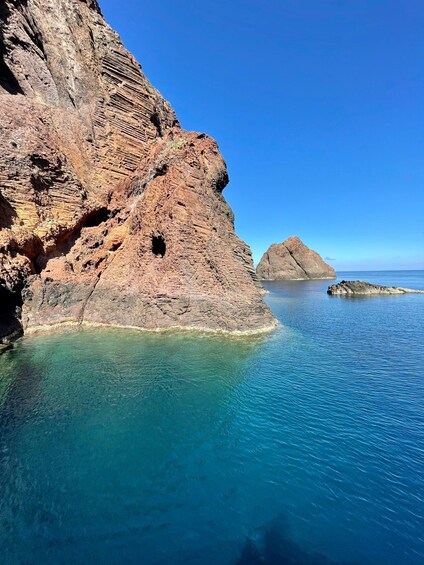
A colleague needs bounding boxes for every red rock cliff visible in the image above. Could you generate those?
[0,0,276,337]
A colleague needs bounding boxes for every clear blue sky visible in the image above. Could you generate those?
[100,0,423,270]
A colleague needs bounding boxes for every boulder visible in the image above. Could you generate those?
[257,236,336,281]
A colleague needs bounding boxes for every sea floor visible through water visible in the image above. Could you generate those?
[0,270,423,564]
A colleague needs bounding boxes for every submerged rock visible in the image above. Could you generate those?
[0,0,276,336]
[256,236,336,281]
[327,280,424,295]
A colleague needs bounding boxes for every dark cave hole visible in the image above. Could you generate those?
[30,174,50,192]
[0,3,24,95]
[0,51,23,95]
[109,241,122,252]
[30,154,51,170]
[0,192,17,229]
[151,235,166,257]
[0,284,23,341]
[150,112,163,137]
[82,207,110,227]
[154,163,168,178]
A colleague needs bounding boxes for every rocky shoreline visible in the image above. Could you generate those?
[0,328,22,353]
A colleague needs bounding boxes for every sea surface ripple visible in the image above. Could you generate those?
[0,271,423,564]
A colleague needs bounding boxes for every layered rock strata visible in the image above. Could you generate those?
[327,281,424,296]
[0,0,276,337]
[257,236,336,281]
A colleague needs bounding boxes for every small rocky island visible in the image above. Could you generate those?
[328,281,424,295]
[256,236,336,280]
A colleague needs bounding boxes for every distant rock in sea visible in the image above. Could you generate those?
[256,236,336,281]
[327,280,424,295]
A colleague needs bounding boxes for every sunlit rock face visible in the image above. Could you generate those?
[257,236,336,281]
[0,0,276,337]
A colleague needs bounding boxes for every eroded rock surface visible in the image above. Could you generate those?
[327,280,424,296]
[0,0,275,336]
[257,236,336,281]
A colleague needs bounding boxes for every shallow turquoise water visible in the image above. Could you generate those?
[0,271,423,564]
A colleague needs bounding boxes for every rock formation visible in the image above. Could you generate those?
[256,236,336,281]
[0,0,276,339]
[327,281,424,296]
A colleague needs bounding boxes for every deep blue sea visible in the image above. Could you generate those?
[0,271,423,564]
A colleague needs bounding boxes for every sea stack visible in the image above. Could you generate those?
[257,236,336,281]
[0,0,276,337]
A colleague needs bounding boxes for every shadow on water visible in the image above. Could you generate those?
[235,517,358,565]
[154,515,361,565]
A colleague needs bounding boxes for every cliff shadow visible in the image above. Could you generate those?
[0,284,22,342]
[0,2,25,95]
[0,192,17,229]
[235,516,358,565]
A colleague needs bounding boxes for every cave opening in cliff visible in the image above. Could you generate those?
[150,112,162,137]
[82,207,110,227]
[0,192,16,229]
[0,3,24,95]
[0,284,23,341]
[0,52,23,95]
[152,235,166,257]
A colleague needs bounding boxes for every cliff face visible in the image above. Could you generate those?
[0,0,276,337]
[257,236,336,281]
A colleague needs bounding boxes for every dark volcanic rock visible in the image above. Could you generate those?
[327,280,424,296]
[0,0,276,335]
[256,236,336,281]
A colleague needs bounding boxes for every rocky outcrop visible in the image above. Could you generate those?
[0,0,276,336]
[327,280,424,296]
[256,236,336,281]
